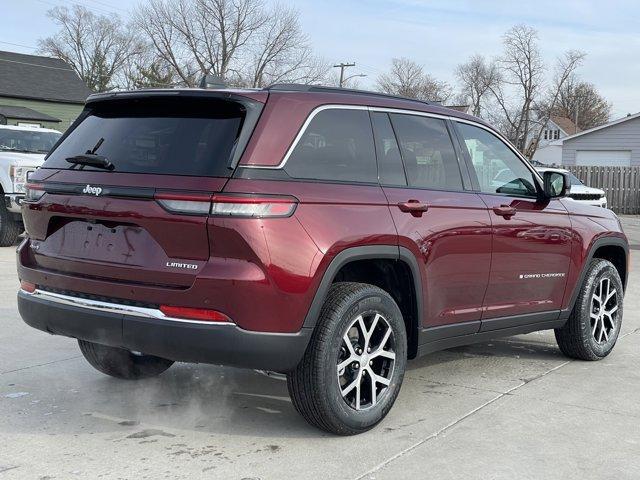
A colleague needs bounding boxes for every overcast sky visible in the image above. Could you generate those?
[3,0,639,118]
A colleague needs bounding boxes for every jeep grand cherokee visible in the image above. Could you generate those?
[17,85,628,435]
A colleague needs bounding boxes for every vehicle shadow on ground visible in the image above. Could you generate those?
[1,335,566,440]
[407,336,566,371]
[79,336,564,438]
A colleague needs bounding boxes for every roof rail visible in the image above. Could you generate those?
[264,83,437,106]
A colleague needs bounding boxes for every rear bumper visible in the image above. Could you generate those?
[18,289,311,372]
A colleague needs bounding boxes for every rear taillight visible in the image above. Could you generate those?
[155,192,213,214]
[211,194,297,218]
[160,305,232,323]
[25,183,45,202]
[155,192,297,218]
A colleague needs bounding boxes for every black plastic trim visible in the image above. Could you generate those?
[562,236,629,318]
[43,182,156,199]
[479,310,560,332]
[420,320,480,343]
[18,291,311,372]
[417,317,567,357]
[301,245,424,331]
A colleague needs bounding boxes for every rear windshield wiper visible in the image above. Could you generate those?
[66,138,114,170]
[66,153,114,170]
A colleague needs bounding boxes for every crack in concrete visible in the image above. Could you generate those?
[354,361,570,480]
[0,355,81,375]
[356,322,640,479]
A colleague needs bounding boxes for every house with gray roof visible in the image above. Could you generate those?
[0,50,92,131]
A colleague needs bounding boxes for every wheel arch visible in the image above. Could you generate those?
[565,236,629,317]
[302,245,423,359]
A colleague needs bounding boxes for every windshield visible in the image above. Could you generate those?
[43,97,246,177]
[0,129,61,154]
[568,173,584,186]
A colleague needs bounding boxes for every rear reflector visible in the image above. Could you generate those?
[211,194,297,218]
[20,281,36,293]
[159,305,232,323]
[25,183,45,202]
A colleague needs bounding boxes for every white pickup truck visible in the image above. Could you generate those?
[0,125,62,246]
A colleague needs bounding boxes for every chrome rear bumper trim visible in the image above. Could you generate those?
[24,289,232,326]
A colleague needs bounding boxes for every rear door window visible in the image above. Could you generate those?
[371,112,406,186]
[43,97,246,177]
[284,108,377,183]
[389,114,463,191]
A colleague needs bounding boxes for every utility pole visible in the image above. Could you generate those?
[333,62,356,87]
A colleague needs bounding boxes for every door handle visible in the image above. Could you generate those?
[398,200,429,217]
[493,205,517,218]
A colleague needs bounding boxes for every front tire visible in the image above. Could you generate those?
[287,282,407,435]
[78,340,174,380]
[555,259,624,361]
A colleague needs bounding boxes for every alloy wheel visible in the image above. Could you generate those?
[590,276,619,345]
[337,312,396,410]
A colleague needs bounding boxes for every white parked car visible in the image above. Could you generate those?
[536,167,608,209]
[0,124,62,246]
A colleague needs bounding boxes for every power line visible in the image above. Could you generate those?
[83,0,129,13]
[33,0,121,17]
[0,41,38,51]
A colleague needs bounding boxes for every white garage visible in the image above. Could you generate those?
[559,112,640,167]
[575,150,631,166]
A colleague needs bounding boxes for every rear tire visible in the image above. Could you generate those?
[0,203,21,247]
[78,340,174,380]
[555,259,623,361]
[287,282,407,435]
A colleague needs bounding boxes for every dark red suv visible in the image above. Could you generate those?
[17,85,628,435]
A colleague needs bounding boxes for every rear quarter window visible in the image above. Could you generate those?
[284,108,377,183]
[43,97,246,177]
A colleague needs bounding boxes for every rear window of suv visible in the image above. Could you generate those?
[43,97,246,177]
[284,108,377,183]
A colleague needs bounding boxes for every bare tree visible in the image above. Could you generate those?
[38,5,139,92]
[133,0,329,88]
[486,25,544,151]
[121,50,178,89]
[553,79,611,130]
[486,25,584,156]
[455,54,500,117]
[526,50,585,157]
[243,4,329,87]
[376,57,451,102]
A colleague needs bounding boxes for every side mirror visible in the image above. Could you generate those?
[542,171,570,198]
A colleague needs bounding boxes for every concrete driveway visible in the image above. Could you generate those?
[1,218,639,479]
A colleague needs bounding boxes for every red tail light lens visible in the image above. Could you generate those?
[20,281,36,293]
[160,305,233,323]
[211,194,297,218]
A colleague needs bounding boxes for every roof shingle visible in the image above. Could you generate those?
[550,115,580,135]
[0,50,93,104]
[0,105,61,122]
